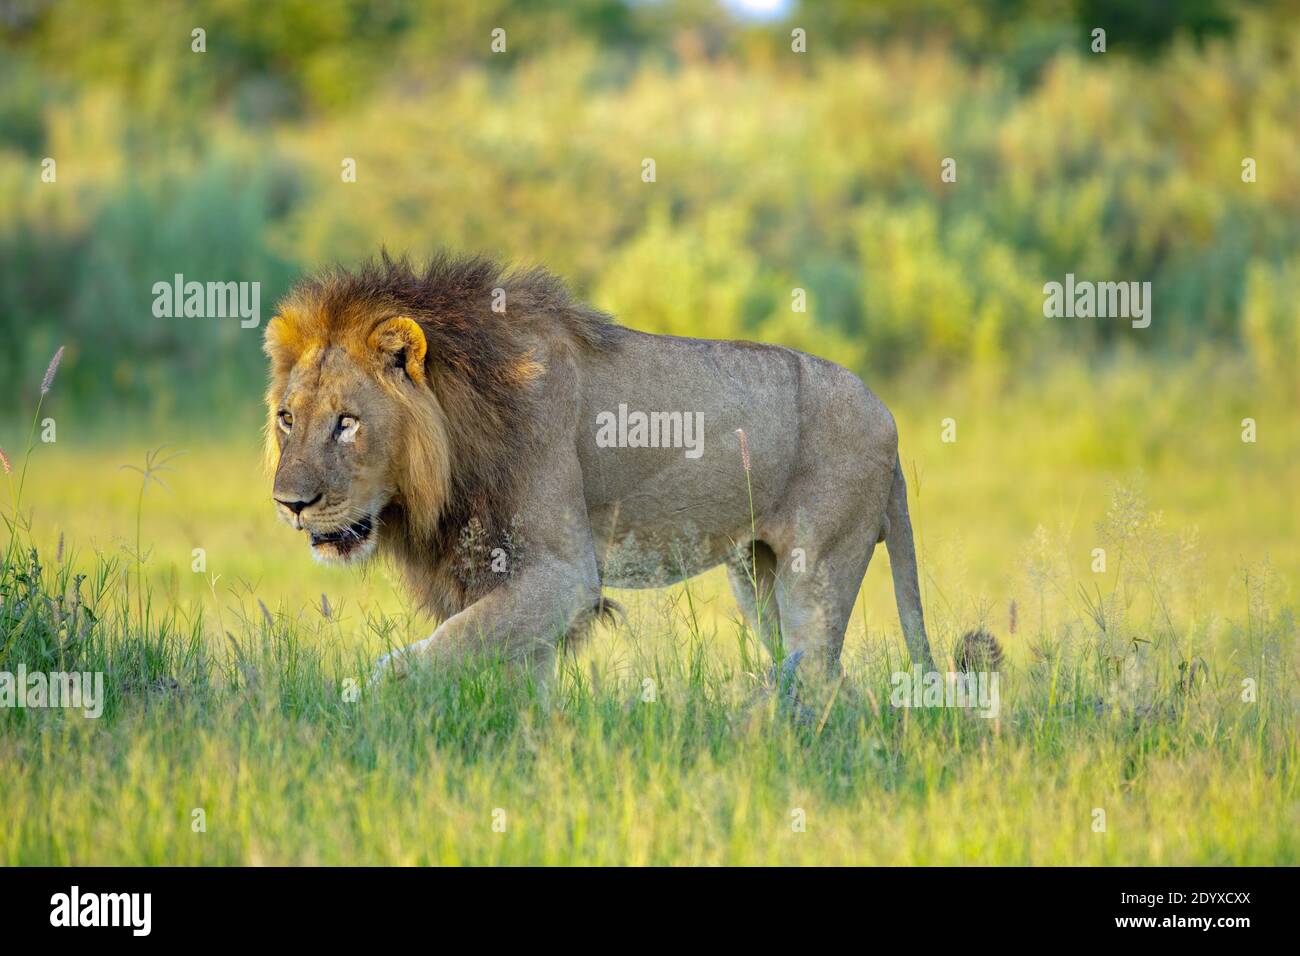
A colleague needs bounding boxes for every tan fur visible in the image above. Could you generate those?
[263,253,938,685]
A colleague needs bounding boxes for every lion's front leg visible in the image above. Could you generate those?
[370,393,599,689]
[368,559,601,687]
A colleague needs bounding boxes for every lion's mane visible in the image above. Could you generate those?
[269,251,620,617]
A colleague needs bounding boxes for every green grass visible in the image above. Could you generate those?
[1,559,1294,865]
[1,357,1297,865]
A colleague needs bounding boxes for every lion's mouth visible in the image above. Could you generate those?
[309,516,374,558]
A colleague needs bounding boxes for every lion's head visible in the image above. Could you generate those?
[263,253,617,606]
[264,300,449,565]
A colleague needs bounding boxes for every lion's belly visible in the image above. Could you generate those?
[575,331,805,582]
[591,522,737,588]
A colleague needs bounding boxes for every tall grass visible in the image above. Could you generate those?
[1,353,1294,864]
[1,441,1295,864]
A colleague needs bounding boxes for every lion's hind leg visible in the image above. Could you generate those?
[772,527,876,680]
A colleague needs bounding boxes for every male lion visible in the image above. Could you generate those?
[264,253,935,684]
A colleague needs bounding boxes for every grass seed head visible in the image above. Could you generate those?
[40,345,65,396]
[735,428,751,473]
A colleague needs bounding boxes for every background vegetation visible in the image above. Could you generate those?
[3,0,1299,411]
[0,0,1296,864]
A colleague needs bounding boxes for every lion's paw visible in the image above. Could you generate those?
[366,650,408,688]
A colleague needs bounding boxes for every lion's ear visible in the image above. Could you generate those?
[368,317,428,385]
[263,315,303,373]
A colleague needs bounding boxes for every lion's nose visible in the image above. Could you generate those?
[275,492,323,516]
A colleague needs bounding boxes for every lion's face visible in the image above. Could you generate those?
[269,347,401,563]
[264,307,448,567]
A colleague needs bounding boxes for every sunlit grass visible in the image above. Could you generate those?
[1,358,1296,865]
[1,556,1294,865]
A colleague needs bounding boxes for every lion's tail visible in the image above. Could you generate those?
[884,456,935,668]
[590,595,624,629]
[559,596,625,654]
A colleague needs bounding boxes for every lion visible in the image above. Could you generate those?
[264,252,937,685]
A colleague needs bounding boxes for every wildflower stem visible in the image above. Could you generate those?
[3,393,45,572]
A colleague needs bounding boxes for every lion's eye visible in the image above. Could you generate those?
[278,410,293,432]
[337,415,360,443]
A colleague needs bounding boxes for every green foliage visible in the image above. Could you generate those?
[0,3,1297,412]
[1,502,1295,864]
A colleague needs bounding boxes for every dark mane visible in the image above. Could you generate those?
[283,251,621,617]
[299,249,621,354]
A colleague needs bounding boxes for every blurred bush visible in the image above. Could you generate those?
[1,0,1297,415]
